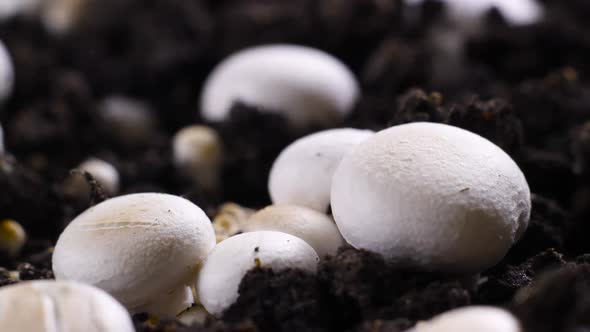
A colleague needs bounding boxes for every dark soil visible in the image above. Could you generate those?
[1,0,590,331]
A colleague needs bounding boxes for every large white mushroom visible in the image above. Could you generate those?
[52,193,216,317]
[331,122,531,273]
[407,306,521,332]
[200,44,360,128]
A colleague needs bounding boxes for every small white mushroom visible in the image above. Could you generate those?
[52,193,216,317]
[0,219,26,257]
[407,306,521,332]
[197,231,319,316]
[269,128,374,212]
[173,125,223,192]
[0,0,39,21]
[244,205,343,257]
[200,44,360,128]
[0,41,14,104]
[0,280,135,332]
[63,157,120,197]
[99,95,158,147]
[331,122,531,273]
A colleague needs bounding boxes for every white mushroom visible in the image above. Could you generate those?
[52,193,216,317]
[200,44,360,128]
[244,205,343,257]
[0,280,135,332]
[173,125,223,192]
[0,0,39,21]
[197,231,319,316]
[212,202,254,242]
[269,128,374,212]
[63,157,120,197]
[0,219,26,257]
[99,95,158,147]
[331,122,531,273]
[407,306,521,332]
[0,41,14,104]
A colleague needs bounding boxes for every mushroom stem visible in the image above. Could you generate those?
[133,285,194,318]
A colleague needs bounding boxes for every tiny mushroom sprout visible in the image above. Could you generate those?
[244,205,344,257]
[63,157,120,197]
[0,40,14,104]
[407,306,521,332]
[0,280,135,332]
[52,193,216,317]
[173,125,223,192]
[269,128,374,212]
[331,122,531,273]
[212,202,254,242]
[200,44,360,128]
[0,219,26,257]
[197,231,319,316]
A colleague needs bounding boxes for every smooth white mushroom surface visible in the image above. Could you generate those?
[63,157,120,196]
[331,122,531,273]
[173,125,223,191]
[407,306,521,332]
[244,205,344,257]
[99,95,157,146]
[52,193,216,317]
[269,128,374,212]
[200,44,360,127]
[0,280,135,332]
[197,231,319,316]
[0,41,14,103]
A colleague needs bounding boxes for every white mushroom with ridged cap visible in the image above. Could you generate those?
[331,122,531,273]
[197,231,319,316]
[407,306,521,332]
[200,44,360,128]
[52,193,216,317]
[244,205,343,257]
[0,280,135,332]
[269,128,374,212]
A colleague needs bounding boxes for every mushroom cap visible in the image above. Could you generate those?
[197,231,319,316]
[269,128,374,212]
[0,41,14,103]
[331,122,531,273]
[409,306,521,332]
[77,158,120,194]
[200,44,359,127]
[244,205,344,257]
[52,193,216,313]
[0,280,135,332]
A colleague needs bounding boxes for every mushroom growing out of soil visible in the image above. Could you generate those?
[407,306,521,332]
[197,231,319,316]
[331,122,531,273]
[200,44,360,128]
[268,128,374,212]
[52,193,216,317]
[0,280,135,332]
[244,205,344,257]
[63,157,120,197]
